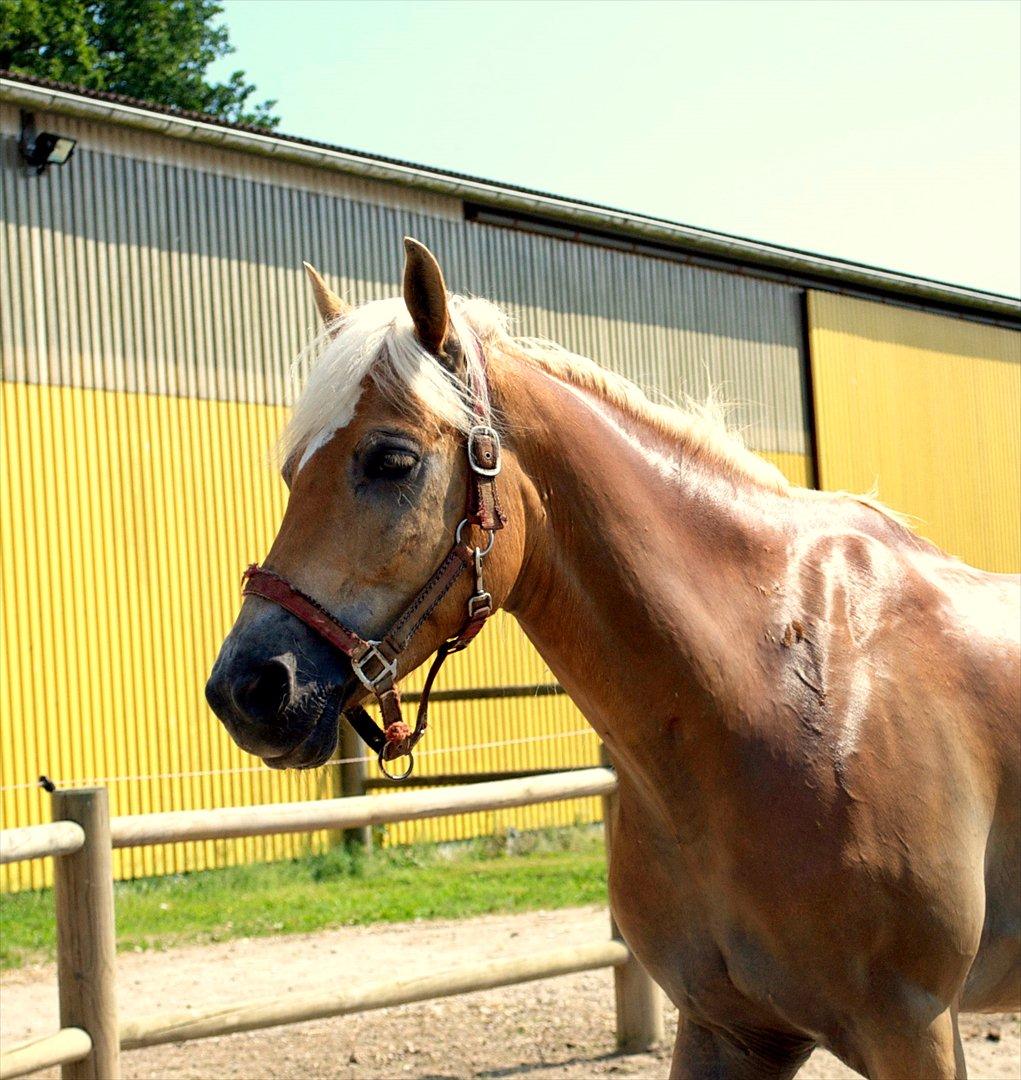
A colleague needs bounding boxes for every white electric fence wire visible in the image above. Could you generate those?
[0,727,596,793]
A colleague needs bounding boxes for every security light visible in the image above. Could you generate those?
[19,112,76,175]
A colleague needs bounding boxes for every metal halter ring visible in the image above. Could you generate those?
[455,518,496,557]
[377,749,415,781]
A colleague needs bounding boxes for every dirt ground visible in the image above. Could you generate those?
[2,906,1017,1080]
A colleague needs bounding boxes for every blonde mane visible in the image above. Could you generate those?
[280,292,791,494]
[502,338,791,494]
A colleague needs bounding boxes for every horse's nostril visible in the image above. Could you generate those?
[234,657,293,725]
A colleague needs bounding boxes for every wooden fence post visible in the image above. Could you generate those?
[600,747,664,1053]
[52,788,120,1080]
[337,721,370,850]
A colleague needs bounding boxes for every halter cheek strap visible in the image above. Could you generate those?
[240,355,504,781]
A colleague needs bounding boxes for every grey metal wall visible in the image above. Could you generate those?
[1,103,811,459]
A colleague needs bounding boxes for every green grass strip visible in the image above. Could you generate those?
[0,828,607,969]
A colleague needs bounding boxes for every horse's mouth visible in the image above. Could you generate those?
[260,719,335,769]
[261,677,359,770]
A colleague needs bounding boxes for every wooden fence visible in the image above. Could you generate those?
[0,768,663,1079]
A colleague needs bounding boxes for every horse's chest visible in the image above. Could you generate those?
[606,793,758,994]
[606,827,798,1029]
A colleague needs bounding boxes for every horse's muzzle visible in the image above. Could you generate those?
[205,602,353,768]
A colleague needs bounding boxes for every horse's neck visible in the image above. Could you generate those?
[497,360,791,811]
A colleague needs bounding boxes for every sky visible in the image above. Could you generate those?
[212,0,1021,297]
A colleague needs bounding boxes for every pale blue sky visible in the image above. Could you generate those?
[213,0,1020,296]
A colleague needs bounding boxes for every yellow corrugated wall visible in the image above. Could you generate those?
[808,293,1021,573]
[0,380,613,889]
[0,379,617,889]
[0,376,811,886]
[0,383,337,889]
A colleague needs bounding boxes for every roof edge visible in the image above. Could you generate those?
[2,74,1019,325]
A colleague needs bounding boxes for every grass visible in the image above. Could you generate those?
[0,826,607,970]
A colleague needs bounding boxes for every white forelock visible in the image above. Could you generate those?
[278,295,503,473]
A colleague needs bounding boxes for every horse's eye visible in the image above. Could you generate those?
[364,448,420,481]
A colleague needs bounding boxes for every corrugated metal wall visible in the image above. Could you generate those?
[1,104,811,888]
[808,293,1021,573]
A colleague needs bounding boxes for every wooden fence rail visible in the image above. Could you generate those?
[0,767,663,1080]
[108,768,617,847]
[0,822,85,865]
[0,1029,92,1080]
[119,941,631,1049]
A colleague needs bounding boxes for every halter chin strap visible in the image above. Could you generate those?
[241,353,505,781]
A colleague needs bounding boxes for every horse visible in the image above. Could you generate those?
[206,237,1020,1079]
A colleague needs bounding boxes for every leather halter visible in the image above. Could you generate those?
[241,350,505,781]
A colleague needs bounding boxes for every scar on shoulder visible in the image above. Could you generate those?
[781,619,806,648]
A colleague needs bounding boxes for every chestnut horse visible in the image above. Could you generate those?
[207,239,1020,1078]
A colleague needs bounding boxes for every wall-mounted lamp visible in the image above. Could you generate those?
[19,112,77,175]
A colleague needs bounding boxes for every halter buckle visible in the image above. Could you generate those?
[467,425,501,477]
[351,642,398,692]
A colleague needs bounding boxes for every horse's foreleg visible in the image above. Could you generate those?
[857,1005,965,1080]
[668,1016,813,1080]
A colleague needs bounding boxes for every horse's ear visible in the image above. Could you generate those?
[303,262,350,326]
[403,237,449,357]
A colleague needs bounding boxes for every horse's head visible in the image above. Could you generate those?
[206,239,523,769]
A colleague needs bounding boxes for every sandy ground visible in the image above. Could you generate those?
[2,907,1017,1079]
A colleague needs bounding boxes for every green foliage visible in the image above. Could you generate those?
[0,827,606,968]
[0,0,279,127]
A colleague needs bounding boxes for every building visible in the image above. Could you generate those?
[2,72,1018,890]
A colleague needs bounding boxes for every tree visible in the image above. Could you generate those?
[0,0,279,128]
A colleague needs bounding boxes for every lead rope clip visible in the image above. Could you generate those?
[467,540,493,619]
